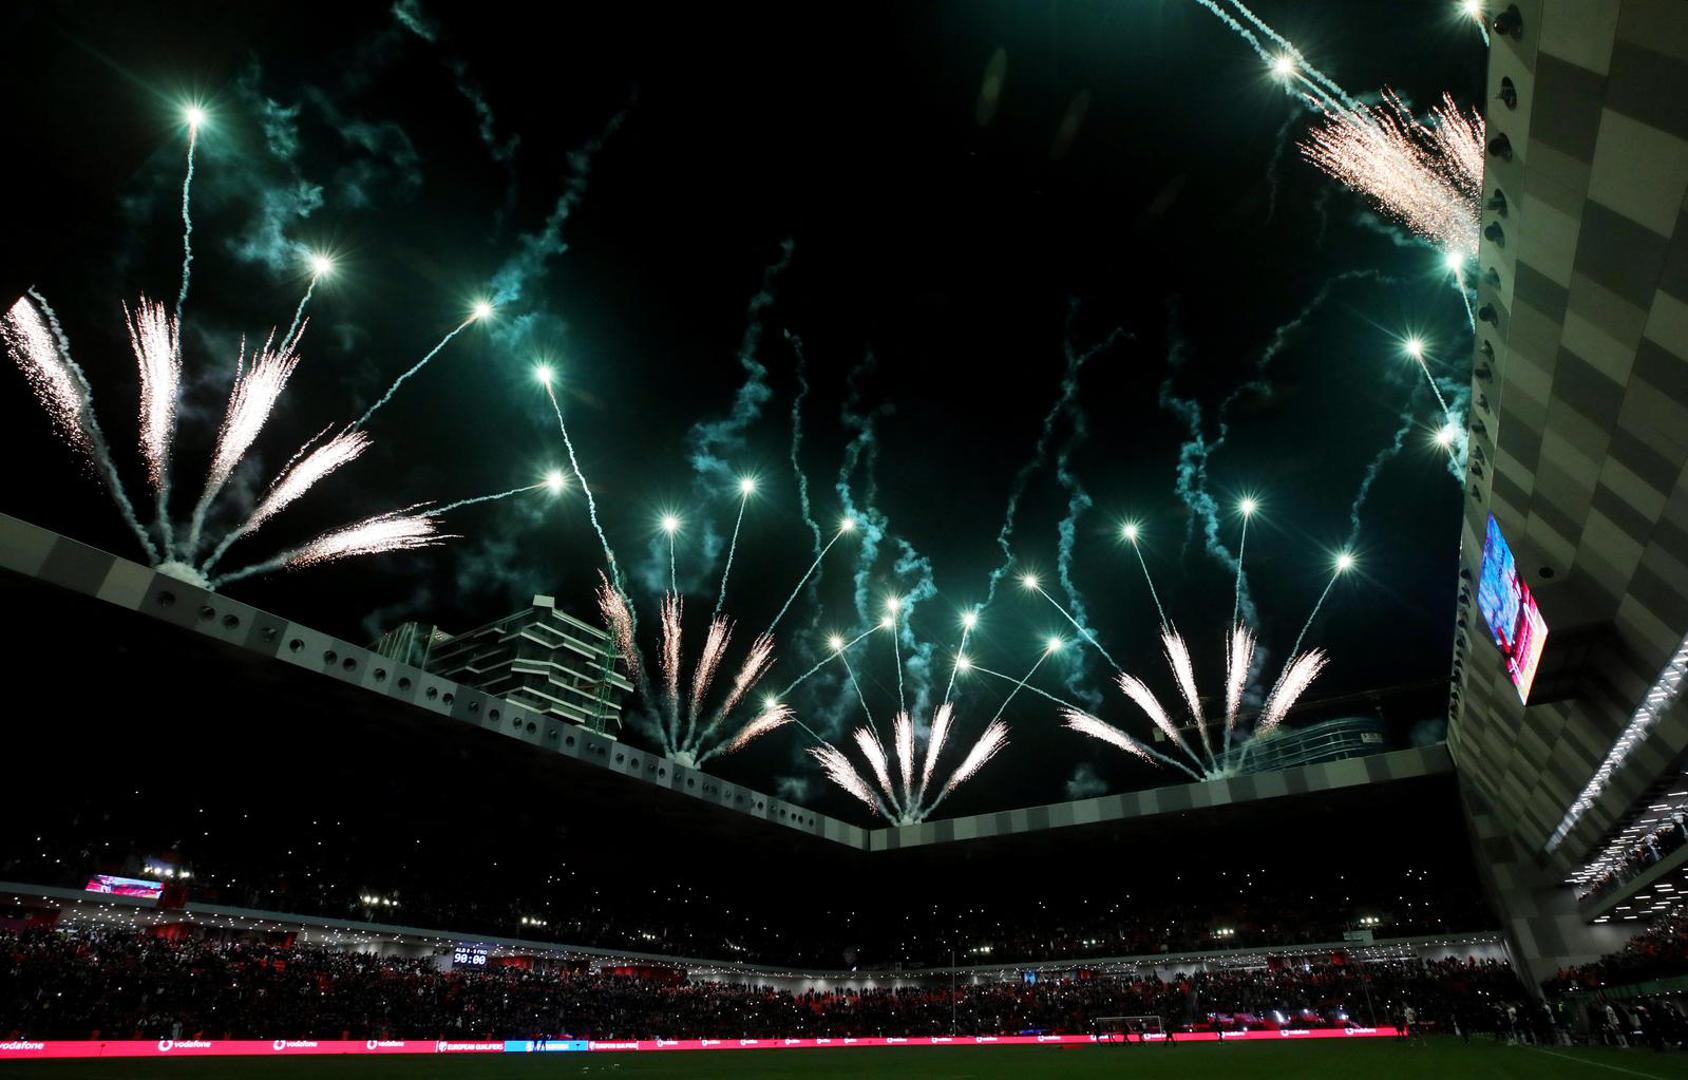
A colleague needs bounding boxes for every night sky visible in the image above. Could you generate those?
[2,1,1487,820]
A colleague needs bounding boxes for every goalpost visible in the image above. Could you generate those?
[1092,1015,1166,1044]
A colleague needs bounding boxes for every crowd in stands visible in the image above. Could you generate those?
[1578,816,1687,904]
[1547,910,1688,993]
[0,835,1494,969]
[0,927,1526,1041]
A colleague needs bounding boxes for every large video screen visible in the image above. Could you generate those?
[1477,514,1548,703]
[84,874,163,899]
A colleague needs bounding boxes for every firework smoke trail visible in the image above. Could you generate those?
[352,316,475,430]
[1163,630,1212,762]
[667,530,678,596]
[786,331,824,564]
[185,334,303,556]
[1158,315,1253,625]
[174,121,198,347]
[775,624,876,699]
[714,486,750,619]
[839,650,877,731]
[1231,514,1251,631]
[3,296,158,562]
[1219,0,1359,108]
[658,593,684,739]
[1124,531,1169,629]
[1062,708,1204,780]
[280,276,320,353]
[1346,389,1417,550]
[941,613,978,706]
[543,380,623,588]
[202,428,371,572]
[1188,0,1351,110]
[1288,570,1343,663]
[987,647,1057,726]
[211,508,450,587]
[834,351,892,629]
[122,298,181,550]
[1300,91,1483,257]
[1050,315,1127,703]
[1222,623,1256,757]
[433,482,552,514]
[1406,341,1453,419]
[981,320,1113,611]
[765,523,853,638]
[1028,582,1125,675]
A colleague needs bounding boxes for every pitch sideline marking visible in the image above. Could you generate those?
[1524,1044,1669,1080]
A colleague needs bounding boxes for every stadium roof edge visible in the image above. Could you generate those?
[0,513,1451,854]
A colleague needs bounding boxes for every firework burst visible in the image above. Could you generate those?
[595,577,789,768]
[1067,623,1329,780]
[1300,89,1484,257]
[814,701,1012,825]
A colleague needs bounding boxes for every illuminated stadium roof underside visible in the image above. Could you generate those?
[1448,3,1688,871]
[0,512,1449,850]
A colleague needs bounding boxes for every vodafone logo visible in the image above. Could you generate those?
[366,1041,379,1051]
[273,1041,287,1052]
[157,1041,172,1053]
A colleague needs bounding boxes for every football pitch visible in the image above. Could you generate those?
[3,1040,1688,1080]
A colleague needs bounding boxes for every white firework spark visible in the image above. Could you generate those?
[284,507,446,567]
[188,332,302,554]
[660,592,683,728]
[204,428,372,571]
[1117,672,1195,761]
[721,702,795,755]
[893,710,916,802]
[942,719,1009,796]
[1162,629,1211,756]
[715,632,776,723]
[1300,89,1483,257]
[1061,707,1157,765]
[853,726,899,807]
[597,575,644,689]
[814,704,1010,825]
[3,296,94,456]
[122,297,180,492]
[1258,649,1329,737]
[688,618,732,724]
[1223,623,1256,739]
[807,743,884,817]
[918,701,954,794]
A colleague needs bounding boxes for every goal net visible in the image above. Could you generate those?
[1092,1015,1165,1043]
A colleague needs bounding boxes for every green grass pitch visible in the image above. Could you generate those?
[4,1039,1688,1080]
